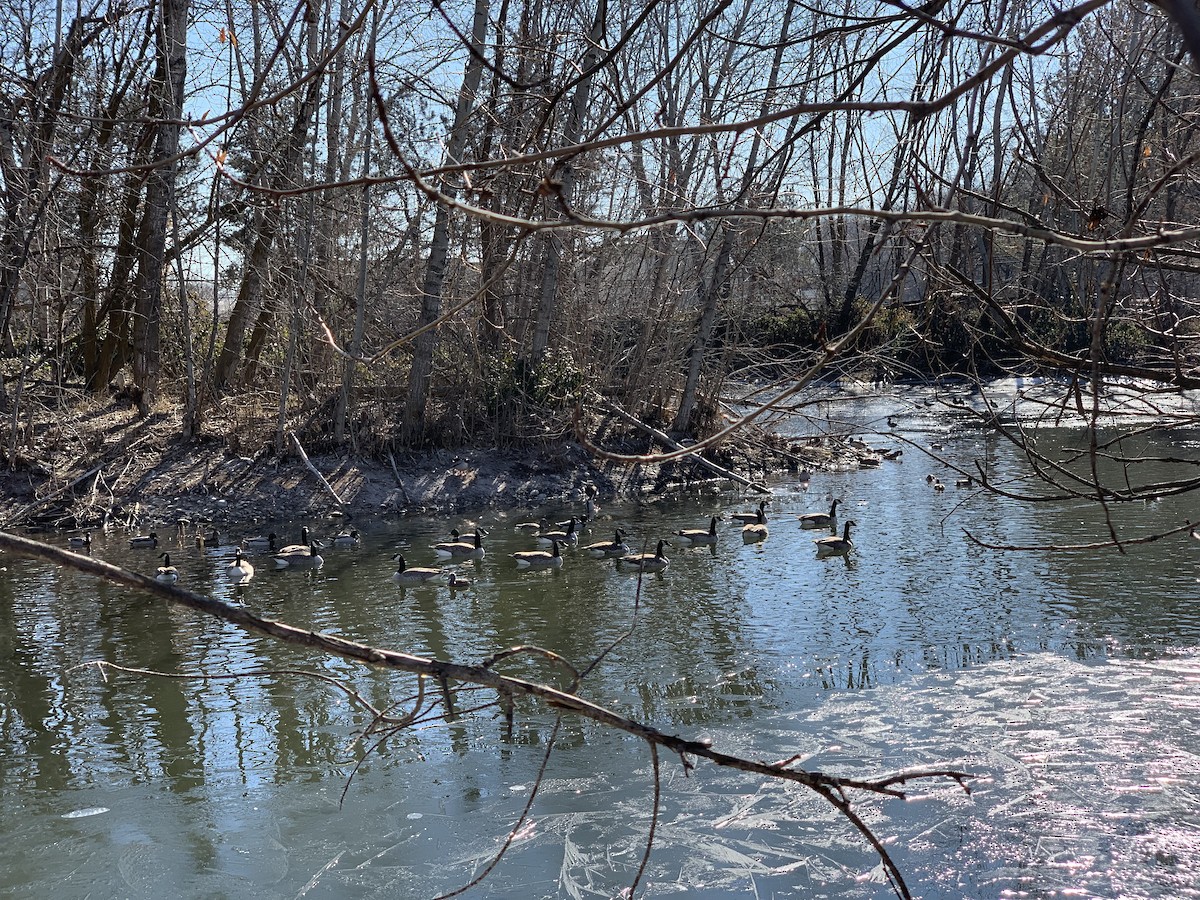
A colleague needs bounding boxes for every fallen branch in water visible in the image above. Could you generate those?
[964,518,1195,552]
[0,530,973,900]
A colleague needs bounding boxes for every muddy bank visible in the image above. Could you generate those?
[2,398,841,537]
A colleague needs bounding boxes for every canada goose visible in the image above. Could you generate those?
[887,416,898,428]
[537,517,579,546]
[274,543,324,569]
[449,527,487,544]
[742,509,769,542]
[730,500,769,525]
[955,476,974,488]
[390,554,442,585]
[68,533,91,550]
[433,530,486,560]
[514,519,547,533]
[226,549,255,582]
[446,572,472,589]
[512,539,564,568]
[882,449,903,460]
[243,532,278,552]
[129,531,159,549]
[858,454,882,468]
[618,539,670,573]
[276,526,312,556]
[814,520,856,557]
[925,474,936,483]
[196,529,220,549]
[675,516,719,546]
[798,499,839,529]
[581,529,630,559]
[155,553,178,582]
[332,529,361,547]
[933,480,946,492]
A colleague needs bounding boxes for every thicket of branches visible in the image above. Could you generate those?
[4,0,1200,464]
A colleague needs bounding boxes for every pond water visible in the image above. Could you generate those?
[3,383,1200,899]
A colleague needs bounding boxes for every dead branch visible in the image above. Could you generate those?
[594,397,771,494]
[0,530,972,900]
[287,431,346,512]
[963,519,1196,552]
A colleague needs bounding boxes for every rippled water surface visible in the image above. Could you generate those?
[3,384,1200,898]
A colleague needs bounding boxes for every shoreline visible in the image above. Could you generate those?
[4,403,824,538]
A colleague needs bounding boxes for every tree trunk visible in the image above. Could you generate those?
[131,0,188,415]
[671,0,794,434]
[212,5,322,394]
[402,0,490,445]
[671,227,733,434]
[528,0,608,363]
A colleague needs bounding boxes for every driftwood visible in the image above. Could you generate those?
[288,431,347,513]
[596,399,771,495]
[1,429,158,529]
[0,530,972,900]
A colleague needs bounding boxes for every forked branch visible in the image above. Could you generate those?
[0,531,972,899]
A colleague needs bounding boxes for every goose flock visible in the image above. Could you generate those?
[65,491,861,590]
[71,523,365,584]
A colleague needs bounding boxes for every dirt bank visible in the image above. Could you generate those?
[1,394,828,537]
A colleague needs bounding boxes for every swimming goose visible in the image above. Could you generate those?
[274,543,324,569]
[730,500,769,525]
[512,539,564,568]
[955,476,973,488]
[741,509,769,542]
[446,572,472,589]
[332,529,361,547]
[129,531,159,549]
[798,499,839,529]
[814,520,856,557]
[537,517,579,546]
[618,539,670,573]
[581,529,630,559]
[68,533,91,550]
[276,527,312,556]
[449,527,487,544]
[514,519,547,533]
[433,531,486,560]
[390,554,443,585]
[155,553,178,582]
[243,532,278,552]
[933,480,945,492]
[675,516,719,546]
[226,549,255,581]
